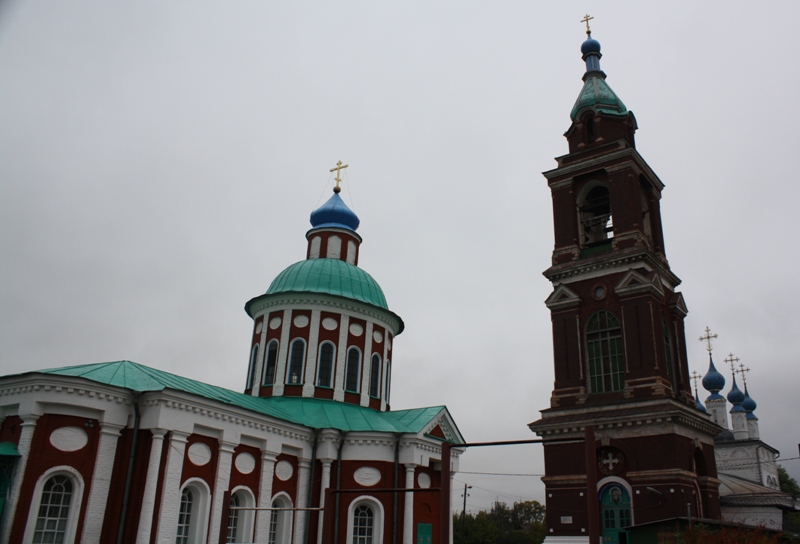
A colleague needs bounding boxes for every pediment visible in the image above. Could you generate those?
[422,410,463,444]
[669,292,689,317]
[614,269,664,298]
[545,284,581,310]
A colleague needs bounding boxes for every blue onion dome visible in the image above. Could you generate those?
[581,36,601,55]
[695,393,708,413]
[727,377,746,412]
[742,385,757,418]
[702,355,726,393]
[309,192,360,231]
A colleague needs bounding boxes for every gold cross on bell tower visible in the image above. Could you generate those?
[736,362,750,387]
[330,160,349,194]
[691,370,702,392]
[699,326,718,353]
[724,353,740,377]
[581,14,594,35]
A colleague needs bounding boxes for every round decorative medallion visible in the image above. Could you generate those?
[275,460,294,481]
[188,442,212,466]
[597,447,625,476]
[373,331,383,343]
[49,426,88,452]
[293,315,309,328]
[349,323,364,336]
[269,317,282,330]
[386,338,392,350]
[235,452,256,474]
[417,473,431,489]
[255,321,263,334]
[322,317,339,331]
[353,467,381,487]
[592,284,607,300]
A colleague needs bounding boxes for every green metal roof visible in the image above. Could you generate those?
[570,76,628,121]
[34,361,452,434]
[266,259,388,310]
[0,441,20,457]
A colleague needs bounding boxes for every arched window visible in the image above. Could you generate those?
[32,475,73,544]
[345,347,361,393]
[263,340,279,386]
[23,467,84,544]
[384,361,391,403]
[176,479,210,544]
[587,310,625,393]
[269,494,292,544]
[369,354,381,398]
[353,504,374,544]
[579,185,613,246]
[287,339,305,385]
[346,497,384,544]
[317,342,335,388]
[246,345,259,390]
[227,488,255,543]
[176,488,193,544]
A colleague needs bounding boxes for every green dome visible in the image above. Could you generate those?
[266,259,388,310]
[570,76,628,121]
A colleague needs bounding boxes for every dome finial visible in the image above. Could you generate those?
[329,160,349,194]
[699,326,718,354]
[581,14,594,36]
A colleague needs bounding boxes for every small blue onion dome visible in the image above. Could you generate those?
[702,355,726,393]
[742,385,757,413]
[695,393,708,413]
[309,192,360,231]
[581,37,601,55]
[727,376,745,405]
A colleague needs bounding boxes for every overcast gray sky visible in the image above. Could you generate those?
[1,2,799,513]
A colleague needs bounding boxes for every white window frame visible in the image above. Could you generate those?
[262,340,280,386]
[369,353,382,399]
[345,347,362,393]
[227,486,256,543]
[177,478,211,544]
[286,339,307,385]
[22,466,85,544]
[247,344,259,390]
[268,492,293,544]
[346,496,384,544]
[384,361,391,403]
[316,341,337,388]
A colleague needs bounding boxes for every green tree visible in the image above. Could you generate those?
[455,500,545,544]
[779,466,800,500]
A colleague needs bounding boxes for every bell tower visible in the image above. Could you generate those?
[529,22,722,543]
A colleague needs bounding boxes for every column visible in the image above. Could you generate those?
[294,459,312,544]
[403,464,416,544]
[81,422,124,544]
[316,460,333,544]
[0,414,38,544]
[254,452,278,543]
[449,473,455,544]
[136,429,168,544]
[154,430,189,544]
[207,441,236,544]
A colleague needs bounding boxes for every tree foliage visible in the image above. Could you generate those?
[454,500,545,544]
[779,466,800,499]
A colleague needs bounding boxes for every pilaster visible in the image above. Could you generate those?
[0,414,38,544]
[81,422,124,544]
[254,452,278,543]
[403,464,416,544]
[207,441,236,544]
[136,428,168,544]
[155,430,189,544]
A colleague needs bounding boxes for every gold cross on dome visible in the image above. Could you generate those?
[329,160,349,193]
[737,363,750,387]
[699,327,718,353]
[724,353,740,376]
[581,14,594,35]
[691,370,701,392]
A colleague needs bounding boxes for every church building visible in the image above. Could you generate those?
[0,177,462,544]
[528,24,723,544]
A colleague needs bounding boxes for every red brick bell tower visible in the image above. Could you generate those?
[529,23,721,543]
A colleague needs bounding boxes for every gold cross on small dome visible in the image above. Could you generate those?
[699,326,718,353]
[724,353,740,376]
[330,160,349,193]
[581,14,594,35]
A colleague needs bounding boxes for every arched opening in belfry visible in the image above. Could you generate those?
[579,185,613,246]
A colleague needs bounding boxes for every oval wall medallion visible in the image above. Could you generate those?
[49,426,88,452]
[269,317,282,330]
[349,323,364,337]
[275,460,294,481]
[373,331,383,343]
[187,442,212,466]
[386,338,392,350]
[417,473,431,489]
[235,452,256,474]
[255,321,263,334]
[353,466,382,487]
[293,315,310,328]
[322,317,339,331]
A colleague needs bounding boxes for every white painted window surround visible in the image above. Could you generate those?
[22,466,85,544]
[346,496,384,544]
[228,486,256,543]
[177,478,211,544]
